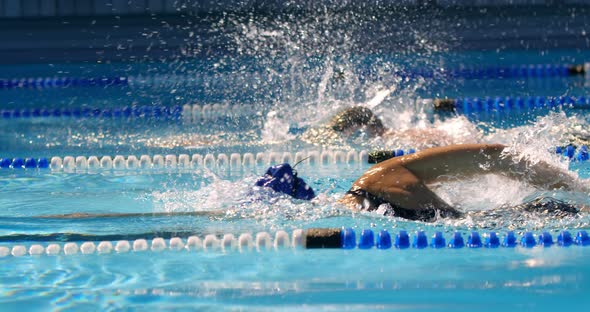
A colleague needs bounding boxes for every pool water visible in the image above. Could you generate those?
[3,39,590,311]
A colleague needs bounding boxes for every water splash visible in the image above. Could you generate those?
[498,111,574,169]
[154,7,590,232]
[371,114,483,150]
[365,85,398,110]
[214,8,449,131]
[434,174,536,213]
[151,170,351,230]
[261,110,295,144]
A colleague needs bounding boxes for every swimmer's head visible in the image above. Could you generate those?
[330,106,385,137]
[255,163,315,200]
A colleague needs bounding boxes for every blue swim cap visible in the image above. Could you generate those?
[255,163,315,200]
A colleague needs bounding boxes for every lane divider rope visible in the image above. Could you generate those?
[1,62,587,91]
[0,76,129,89]
[0,104,255,121]
[0,150,370,171]
[0,73,234,90]
[3,95,589,122]
[1,228,588,258]
[1,145,588,171]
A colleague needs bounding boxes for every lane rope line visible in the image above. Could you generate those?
[1,228,588,258]
[1,144,588,172]
[1,62,587,91]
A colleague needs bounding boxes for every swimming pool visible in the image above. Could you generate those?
[3,8,590,311]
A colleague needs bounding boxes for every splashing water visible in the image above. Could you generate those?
[146,7,590,231]
[214,8,447,131]
[369,114,483,150]
[498,111,574,168]
[365,85,398,110]
[429,111,590,229]
[150,168,351,230]
[434,174,536,212]
[262,110,295,144]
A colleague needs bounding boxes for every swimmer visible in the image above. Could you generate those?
[340,143,588,221]
[301,106,477,147]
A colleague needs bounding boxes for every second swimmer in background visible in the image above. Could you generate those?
[300,105,478,148]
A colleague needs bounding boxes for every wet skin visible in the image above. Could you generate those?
[341,143,587,216]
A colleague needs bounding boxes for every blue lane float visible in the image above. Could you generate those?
[431,231,446,248]
[358,229,375,249]
[485,232,500,248]
[305,228,590,250]
[376,230,392,249]
[520,232,537,248]
[539,232,554,247]
[503,231,518,247]
[558,231,574,246]
[341,228,357,249]
[0,158,49,169]
[448,231,465,248]
[467,232,483,248]
[395,230,410,249]
[576,231,590,246]
[412,230,428,249]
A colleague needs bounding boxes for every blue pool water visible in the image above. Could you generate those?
[3,46,590,310]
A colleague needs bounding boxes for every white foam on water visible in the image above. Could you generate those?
[261,110,296,144]
[433,174,536,213]
[493,112,573,168]
[151,167,351,231]
[372,114,483,150]
[152,171,253,213]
